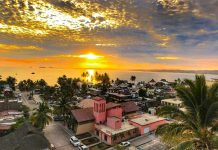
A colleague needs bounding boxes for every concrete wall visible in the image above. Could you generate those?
[75,122,95,135]
[107,107,122,119]
[107,117,121,129]
[129,120,166,135]
[0,101,21,111]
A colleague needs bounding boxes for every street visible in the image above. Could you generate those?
[44,121,78,150]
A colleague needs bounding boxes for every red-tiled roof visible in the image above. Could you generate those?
[121,101,139,113]
[71,108,95,123]
[106,102,120,110]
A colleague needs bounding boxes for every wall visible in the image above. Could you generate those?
[129,120,167,135]
[107,107,122,119]
[106,117,121,129]
[75,122,95,135]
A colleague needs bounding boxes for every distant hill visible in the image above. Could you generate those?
[131,69,218,75]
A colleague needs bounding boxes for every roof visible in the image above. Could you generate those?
[96,121,137,136]
[0,122,50,150]
[130,114,166,126]
[106,102,120,110]
[161,98,182,105]
[78,99,94,108]
[121,101,139,113]
[71,108,95,123]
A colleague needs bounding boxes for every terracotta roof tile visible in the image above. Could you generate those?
[71,108,95,123]
[121,101,139,113]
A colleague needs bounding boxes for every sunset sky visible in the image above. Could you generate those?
[0,0,218,71]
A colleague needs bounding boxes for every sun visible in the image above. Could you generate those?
[74,53,104,60]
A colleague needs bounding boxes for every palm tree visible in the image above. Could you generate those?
[130,75,136,84]
[156,75,218,150]
[30,102,52,131]
[6,76,17,90]
[53,98,71,124]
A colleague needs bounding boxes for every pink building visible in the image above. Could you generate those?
[71,97,167,145]
[129,114,167,135]
[93,97,139,145]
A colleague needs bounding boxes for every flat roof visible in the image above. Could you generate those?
[109,93,130,98]
[97,121,137,135]
[161,98,182,105]
[130,114,165,126]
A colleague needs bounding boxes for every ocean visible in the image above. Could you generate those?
[0,67,218,85]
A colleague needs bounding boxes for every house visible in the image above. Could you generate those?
[93,97,139,145]
[88,88,101,96]
[161,98,183,108]
[120,101,139,117]
[108,93,132,102]
[70,97,167,145]
[129,114,167,135]
[77,99,94,108]
[70,108,95,135]
[0,99,22,111]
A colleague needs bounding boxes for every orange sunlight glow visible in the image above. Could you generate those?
[74,53,104,60]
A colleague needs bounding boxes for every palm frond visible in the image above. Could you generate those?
[170,140,194,150]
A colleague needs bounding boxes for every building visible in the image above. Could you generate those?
[93,97,139,145]
[88,88,101,96]
[161,98,183,108]
[0,99,22,111]
[129,114,167,135]
[77,98,94,108]
[108,93,132,102]
[70,108,95,135]
[70,97,166,145]
[120,101,139,117]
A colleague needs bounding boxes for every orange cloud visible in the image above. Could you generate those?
[0,44,43,52]
[155,56,180,60]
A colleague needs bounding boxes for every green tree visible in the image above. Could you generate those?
[130,75,136,83]
[138,88,147,97]
[156,75,218,150]
[95,72,110,95]
[35,79,47,89]
[6,76,17,90]
[18,79,35,91]
[81,83,88,95]
[30,102,52,130]
[53,98,71,124]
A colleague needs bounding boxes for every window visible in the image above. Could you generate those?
[104,135,107,141]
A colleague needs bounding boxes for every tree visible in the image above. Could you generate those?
[53,98,71,124]
[95,72,110,95]
[156,75,218,150]
[30,102,52,130]
[35,79,47,89]
[138,88,147,97]
[81,83,88,95]
[6,76,16,90]
[130,75,136,83]
[18,79,35,91]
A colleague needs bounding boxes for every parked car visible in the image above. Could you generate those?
[78,144,88,150]
[53,115,64,121]
[70,136,81,146]
[120,141,130,147]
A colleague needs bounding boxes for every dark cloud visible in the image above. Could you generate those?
[0,0,217,63]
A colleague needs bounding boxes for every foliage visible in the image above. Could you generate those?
[30,102,52,130]
[130,75,136,82]
[6,76,17,91]
[81,83,88,95]
[18,104,30,119]
[156,75,218,150]
[57,75,80,99]
[95,72,110,95]
[10,117,26,131]
[138,88,147,97]
[53,98,71,123]
[18,79,35,91]
[113,145,125,150]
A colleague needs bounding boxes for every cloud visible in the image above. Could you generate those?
[0,44,43,52]
[155,56,180,60]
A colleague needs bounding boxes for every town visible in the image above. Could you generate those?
[0,73,217,150]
